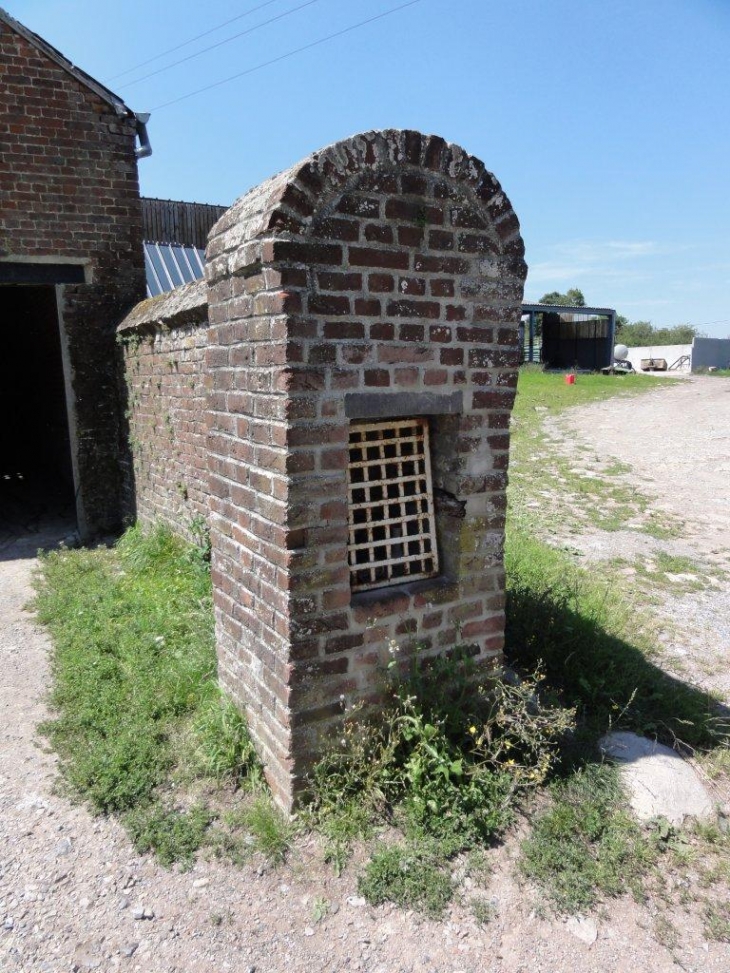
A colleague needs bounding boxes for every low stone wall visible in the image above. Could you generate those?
[118,280,210,538]
[625,344,691,373]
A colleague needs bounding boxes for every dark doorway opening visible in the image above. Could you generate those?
[1,285,77,550]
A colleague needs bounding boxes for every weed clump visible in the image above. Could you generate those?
[309,647,574,908]
[358,845,453,917]
[125,803,213,867]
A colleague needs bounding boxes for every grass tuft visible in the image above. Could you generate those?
[124,802,213,867]
[520,763,655,912]
[358,844,454,917]
[238,794,294,864]
[187,693,263,786]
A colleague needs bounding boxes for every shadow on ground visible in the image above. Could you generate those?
[0,472,76,562]
[505,577,730,760]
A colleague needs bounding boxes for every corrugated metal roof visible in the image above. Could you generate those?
[144,242,205,297]
[522,303,615,316]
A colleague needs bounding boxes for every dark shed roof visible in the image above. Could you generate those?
[522,303,616,316]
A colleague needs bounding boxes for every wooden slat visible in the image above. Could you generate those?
[141,197,228,248]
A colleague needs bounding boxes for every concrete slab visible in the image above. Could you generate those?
[599,731,716,826]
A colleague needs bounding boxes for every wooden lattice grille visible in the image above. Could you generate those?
[347,418,439,592]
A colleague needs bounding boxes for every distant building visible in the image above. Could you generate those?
[521,304,617,371]
[141,198,226,297]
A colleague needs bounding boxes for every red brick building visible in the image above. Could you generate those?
[0,9,149,538]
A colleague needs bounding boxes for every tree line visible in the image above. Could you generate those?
[537,289,701,346]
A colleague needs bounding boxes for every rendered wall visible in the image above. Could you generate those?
[625,345,691,373]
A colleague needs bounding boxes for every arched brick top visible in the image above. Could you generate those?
[206,129,526,284]
[203,130,528,809]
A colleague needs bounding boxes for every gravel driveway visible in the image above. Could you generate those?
[1,377,729,973]
[545,375,730,701]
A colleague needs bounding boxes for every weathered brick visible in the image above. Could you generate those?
[368,273,395,292]
[349,246,409,270]
[119,128,526,816]
[387,299,440,319]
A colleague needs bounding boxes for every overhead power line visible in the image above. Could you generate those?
[109,0,283,81]
[119,0,321,90]
[151,0,424,112]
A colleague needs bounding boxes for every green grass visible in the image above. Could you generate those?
[504,527,727,751]
[357,843,454,917]
[506,372,727,753]
[520,764,655,913]
[509,369,684,540]
[35,524,262,864]
[513,366,666,413]
[35,525,216,814]
[504,531,729,915]
[505,370,729,913]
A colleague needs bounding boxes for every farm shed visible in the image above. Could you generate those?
[521,303,617,370]
[142,197,227,297]
[0,9,149,540]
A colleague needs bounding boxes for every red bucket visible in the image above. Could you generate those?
[564,373,576,385]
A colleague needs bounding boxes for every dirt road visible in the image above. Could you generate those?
[566,376,730,564]
[545,375,730,700]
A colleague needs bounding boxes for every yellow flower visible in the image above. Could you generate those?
[469,725,477,735]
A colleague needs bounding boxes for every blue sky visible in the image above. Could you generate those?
[10,0,730,335]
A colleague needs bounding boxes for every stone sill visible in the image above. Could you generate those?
[350,574,455,612]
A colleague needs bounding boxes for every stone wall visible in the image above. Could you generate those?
[119,281,209,536]
[0,15,145,535]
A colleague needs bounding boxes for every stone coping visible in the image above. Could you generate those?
[117,278,207,333]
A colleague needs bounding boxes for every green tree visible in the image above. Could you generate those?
[538,288,586,307]
[619,321,700,346]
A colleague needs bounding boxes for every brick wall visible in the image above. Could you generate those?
[0,17,145,535]
[119,281,210,536]
[204,131,527,810]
